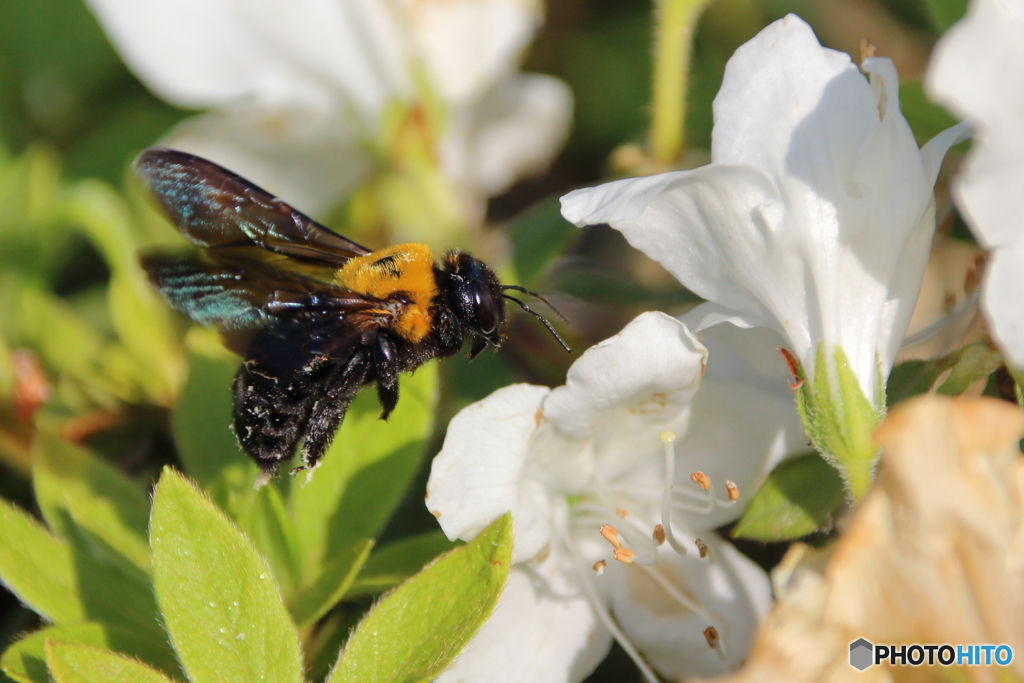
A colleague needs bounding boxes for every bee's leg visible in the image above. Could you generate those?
[233,359,318,475]
[298,350,371,472]
[374,334,400,420]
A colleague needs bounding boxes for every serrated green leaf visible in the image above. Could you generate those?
[2,624,107,683]
[2,622,181,683]
[733,453,845,540]
[347,532,457,598]
[0,498,81,623]
[327,512,512,683]
[288,363,438,582]
[288,539,374,629]
[150,467,303,683]
[31,425,150,572]
[44,641,175,683]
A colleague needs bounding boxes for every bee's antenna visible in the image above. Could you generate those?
[500,285,570,323]
[502,294,572,353]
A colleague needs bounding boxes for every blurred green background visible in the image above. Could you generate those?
[0,0,966,679]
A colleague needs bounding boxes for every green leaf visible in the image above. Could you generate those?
[922,0,969,31]
[62,181,185,405]
[0,498,82,624]
[44,641,175,683]
[31,424,150,573]
[887,342,1003,405]
[2,624,107,683]
[327,512,512,683]
[288,539,374,629]
[936,343,1003,395]
[247,484,302,596]
[150,467,303,683]
[347,532,457,598]
[733,453,845,540]
[288,363,438,582]
[2,623,181,683]
[505,197,578,287]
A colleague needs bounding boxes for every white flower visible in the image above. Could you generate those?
[426,312,806,682]
[926,0,1024,367]
[560,15,967,407]
[84,0,572,221]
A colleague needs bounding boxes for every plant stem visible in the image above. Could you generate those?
[649,0,710,164]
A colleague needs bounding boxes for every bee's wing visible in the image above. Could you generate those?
[141,253,380,353]
[136,147,371,265]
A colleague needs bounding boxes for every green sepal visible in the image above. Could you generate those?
[795,345,883,501]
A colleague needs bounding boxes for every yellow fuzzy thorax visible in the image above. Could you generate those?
[336,243,438,343]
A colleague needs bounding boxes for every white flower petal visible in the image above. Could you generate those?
[438,547,611,683]
[426,384,554,563]
[542,312,708,441]
[982,240,1024,368]
[162,106,370,216]
[927,0,1024,250]
[609,535,771,679]
[84,0,409,118]
[410,0,541,105]
[443,74,574,203]
[711,14,877,183]
[560,166,785,336]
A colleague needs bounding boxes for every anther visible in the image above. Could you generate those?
[593,560,606,575]
[778,347,804,389]
[860,39,877,62]
[652,524,666,546]
[600,524,623,549]
[695,538,709,559]
[725,480,739,502]
[613,548,636,564]
[690,471,711,491]
[704,626,719,649]
[615,508,628,518]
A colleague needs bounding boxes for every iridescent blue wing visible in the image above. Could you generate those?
[141,253,381,353]
[135,147,371,265]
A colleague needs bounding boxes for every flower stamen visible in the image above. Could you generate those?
[613,548,637,564]
[593,560,606,575]
[694,537,715,564]
[690,471,711,490]
[600,524,623,549]
[652,524,666,546]
[704,626,726,660]
[725,480,739,502]
[565,537,659,683]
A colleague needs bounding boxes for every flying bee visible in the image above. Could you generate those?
[137,148,569,475]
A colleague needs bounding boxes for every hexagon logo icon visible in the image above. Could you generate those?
[849,638,874,671]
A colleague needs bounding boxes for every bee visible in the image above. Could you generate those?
[137,148,569,475]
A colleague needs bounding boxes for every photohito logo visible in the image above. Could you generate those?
[849,640,1014,670]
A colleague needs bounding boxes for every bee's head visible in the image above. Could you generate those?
[441,250,506,356]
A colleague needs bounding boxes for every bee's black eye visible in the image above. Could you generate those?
[470,279,500,336]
